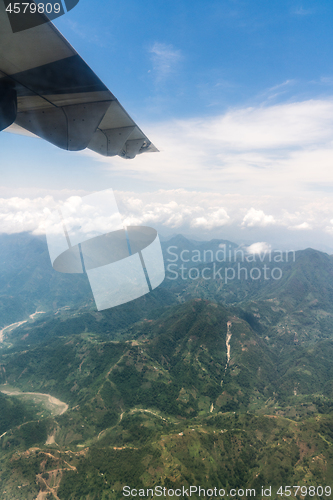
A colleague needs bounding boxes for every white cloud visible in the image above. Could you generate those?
[187,99,333,149]
[0,196,58,235]
[289,222,312,230]
[268,80,295,93]
[1,190,333,251]
[191,208,230,230]
[149,42,182,82]
[119,194,230,231]
[82,98,333,204]
[242,208,275,228]
[246,242,272,254]
[4,98,333,250]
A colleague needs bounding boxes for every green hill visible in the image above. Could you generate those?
[1,235,333,498]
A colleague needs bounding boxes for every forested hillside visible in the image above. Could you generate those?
[0,234,333,499]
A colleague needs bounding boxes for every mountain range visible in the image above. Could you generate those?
[0,233,333,499]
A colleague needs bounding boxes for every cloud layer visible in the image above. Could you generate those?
[3,98,333,251]
[81,98,333,200]
[1,188,333,252]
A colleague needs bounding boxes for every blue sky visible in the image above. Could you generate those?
[55,0,333,119]
[2,0,333,250]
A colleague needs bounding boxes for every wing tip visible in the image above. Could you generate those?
[144,143,159,153]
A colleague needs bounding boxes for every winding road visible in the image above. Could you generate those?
[221,321,232,386]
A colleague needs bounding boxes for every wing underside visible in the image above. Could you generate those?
[0,0,157,158]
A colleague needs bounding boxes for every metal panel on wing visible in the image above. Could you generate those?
[0,0,158,158]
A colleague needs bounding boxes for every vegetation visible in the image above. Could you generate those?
[1,234,333,498]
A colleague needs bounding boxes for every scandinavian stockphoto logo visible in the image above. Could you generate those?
[165,244,296,282]
[45,189,165,311]
[4,0,80,33]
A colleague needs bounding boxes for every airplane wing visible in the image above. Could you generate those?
[0,0,158,159]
